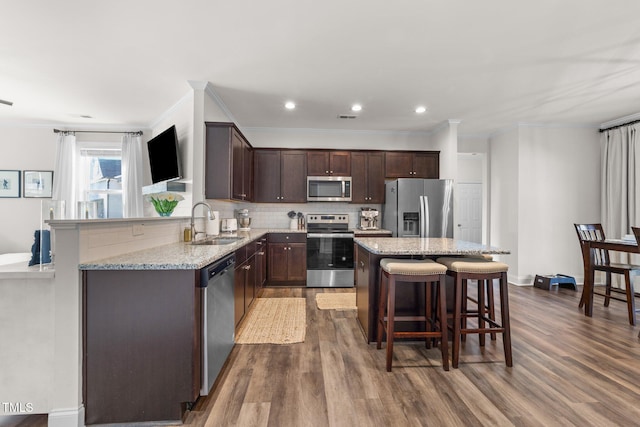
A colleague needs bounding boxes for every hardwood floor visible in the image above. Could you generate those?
[9,285,640,426]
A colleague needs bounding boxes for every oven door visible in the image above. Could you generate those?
[306,232,354,287]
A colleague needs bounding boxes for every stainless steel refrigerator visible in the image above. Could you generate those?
[382,179,454,237]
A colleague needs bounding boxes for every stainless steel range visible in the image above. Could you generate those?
[306,214,354,288]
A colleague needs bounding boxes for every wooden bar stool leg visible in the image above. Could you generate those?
[437,276,449,371]
[425,279,433,349]
[499,272,513,367]
[452,273,463,369]
[478,278,486,347]
[461,278,468,342]
[376,269,387,350]
[487,279,497,340]
[386,275,397,372]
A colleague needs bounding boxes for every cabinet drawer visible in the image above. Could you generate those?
[268,233,306,244]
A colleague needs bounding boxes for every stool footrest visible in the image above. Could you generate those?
[393,331,442,339]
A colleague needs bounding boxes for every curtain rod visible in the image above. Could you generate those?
[53,129,143,136]
[599,118,640,133]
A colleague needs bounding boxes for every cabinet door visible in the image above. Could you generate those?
[256,239,267,288]
[234,264,246,327]
[385,152,414,178]
[242,142,253,201]
[367,152,385,203]
[307,151,329,175]
[329,151,351,176]
[268,243,289,282]
[280,151,307,203]
[254,150,281,202]
[413,152,439,179]
[244,256,256,313]
[350,152,367,204]
[287,243,307,282]
[231,129,245,200]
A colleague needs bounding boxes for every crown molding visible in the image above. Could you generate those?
[148,91,194,130]
[203,82,236,123]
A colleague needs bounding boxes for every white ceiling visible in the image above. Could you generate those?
[2,1,640,136]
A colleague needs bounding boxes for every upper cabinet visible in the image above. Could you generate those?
[254,149,307,203]
[307,151,351,176]
[205,122,253,201]
[351,152,385,204]
[384,151,439,179]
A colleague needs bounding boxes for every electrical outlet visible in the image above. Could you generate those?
[132,224,144,236]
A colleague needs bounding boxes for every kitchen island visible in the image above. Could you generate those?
[354,237,510,342]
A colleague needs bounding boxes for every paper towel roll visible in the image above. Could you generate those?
[206,211,220,235]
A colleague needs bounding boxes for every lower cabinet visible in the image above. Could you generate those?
[234,241,260,329]
[83,269,200,425]
[267,233,306,286]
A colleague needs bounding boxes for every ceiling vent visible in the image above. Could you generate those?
[0,99,13,106]
[338,114,357,119]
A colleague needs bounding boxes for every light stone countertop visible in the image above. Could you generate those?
[79,228,307,271]
[354,237,510,256]
[352,228,392,235]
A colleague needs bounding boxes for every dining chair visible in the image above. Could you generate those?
[574,223,640,325]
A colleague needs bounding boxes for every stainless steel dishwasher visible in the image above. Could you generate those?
[200,253,235,395]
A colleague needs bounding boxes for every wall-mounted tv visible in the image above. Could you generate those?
[147,125,182,184]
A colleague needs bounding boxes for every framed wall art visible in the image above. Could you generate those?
[23,170,53,198]
[0,170,21,198]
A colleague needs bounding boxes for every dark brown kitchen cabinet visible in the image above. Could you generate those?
[255,237,267,289]
[205,122,253,201]
[83,269,201,424]
[307,150,351,176]
[385,151,439,179]
[254,149,307,203]
[267,233,306,286]
[234,242,259,328]
[351,151,385,203]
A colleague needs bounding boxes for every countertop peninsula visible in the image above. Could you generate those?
[79,228,306,270]
[354,236,510,256]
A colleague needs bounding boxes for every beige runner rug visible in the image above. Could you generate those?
[315,292,357,310]
[235,298,306,344]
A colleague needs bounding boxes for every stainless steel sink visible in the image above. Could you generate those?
[191,236,244,246]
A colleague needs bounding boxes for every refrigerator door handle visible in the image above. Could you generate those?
[420,195,430,237]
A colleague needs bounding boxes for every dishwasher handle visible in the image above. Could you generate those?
[201,254,236,287]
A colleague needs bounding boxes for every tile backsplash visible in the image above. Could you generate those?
[205,200,382,230]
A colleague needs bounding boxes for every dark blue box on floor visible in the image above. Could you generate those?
[533,274,577,291]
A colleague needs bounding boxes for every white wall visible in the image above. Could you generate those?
[0,126,57,253]
[489,127,520,280]
[150,90,196,218]
[490,125,600,285]
[518,125,600,283]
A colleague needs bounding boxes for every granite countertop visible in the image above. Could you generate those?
[79,228,306,271]
[354,237,510,256]
[352,228,392,235]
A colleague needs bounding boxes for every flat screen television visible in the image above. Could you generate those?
[147,125,182,183]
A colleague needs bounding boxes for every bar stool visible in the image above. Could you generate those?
[436,257,512,368]
[376,258,449,372]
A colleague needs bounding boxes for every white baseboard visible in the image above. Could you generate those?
[48,406,84,427]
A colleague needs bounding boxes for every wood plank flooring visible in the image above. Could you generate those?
[8,285,640,426]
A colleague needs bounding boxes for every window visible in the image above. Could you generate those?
[77,142,123,219]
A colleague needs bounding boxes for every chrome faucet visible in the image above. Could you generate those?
[191,201,214,241]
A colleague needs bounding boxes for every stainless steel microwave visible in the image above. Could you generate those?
[307,176,352,202]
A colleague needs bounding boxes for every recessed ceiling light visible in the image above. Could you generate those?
[351,104,362,112]
[415,106,427,114]
[285,101,296,110]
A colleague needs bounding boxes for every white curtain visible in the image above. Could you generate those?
[121,133,144,217]
[601,124,640,277]
[601,124,640,238]
[51,132,77,219]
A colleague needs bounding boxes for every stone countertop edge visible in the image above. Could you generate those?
[354,237,510,256]
[79,228,306,271]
